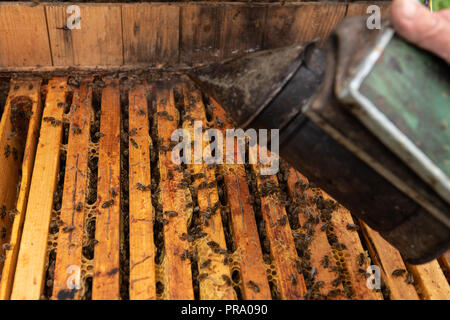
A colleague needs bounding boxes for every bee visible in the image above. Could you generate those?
[130,138,139,149]
[180,249,189,260]
[290,273,297,286]
[200,211,211,219]
[197,181,207,189]
[43,116,56,123]
[75,202,83,212]
[71,126,82,135]
[12,147,18,161]
[346,223,359,231]
[137,109,146,116]
[185,202,194,208]
[129,128,137,137]
[358,253,365,266]
[332,275,342,287]
[0,206,6,219]
[207,241,219,248]
[68,77,80,88]
[278,216,288,226]
[207,181,217,188]
[102,199,114,208]
[4,144,10,158]
[200,259,211,269]
[110,188,118,198]
[1,227,6,239]
[222,274,232,286]
[216,248,228,255]
[327,289,341,298]
[247,281,260,293]
[136,182,151,191]
[95,132,104,139]
[179,233,188,241]
[392,269,406,277]
[161,218,169,225]
[406,272,415,284]
[167,170,173,180]
[198,273,208,281]
[321,222,330,231]
[223,256,229,265]
[321,255,329,268]
[62,225,75,233]
[2,243,11,250]
[310,268,317,280]
[164,211,178,217]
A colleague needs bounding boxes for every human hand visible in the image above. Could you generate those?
[391,0,450,63]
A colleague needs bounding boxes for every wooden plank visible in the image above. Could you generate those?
[156,84,194,300]
[0,4,52,67]
[122,4,179,65]
[210,99,271,300]
[346,2,391,17]
[92,80,121,300]
[181,82,236,300]
[180,4,221,64]
[52,81,92,300]
[438,251,449,282]
[286,168,346,300]
[407,260,450,300]
[264,3,347,48]
[250,160,306,299]
[359,223,419,300]
[46,4,123,66]
[327,194,382,300]
[218,5,266,59]
[0,79,42,300]
[128,84,156,300]
[11,78,67,300]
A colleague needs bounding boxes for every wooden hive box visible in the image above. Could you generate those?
[0,1,448,300]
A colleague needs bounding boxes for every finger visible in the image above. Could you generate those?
[390,0,450,63]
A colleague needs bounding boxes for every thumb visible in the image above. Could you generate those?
[391,0,450,64]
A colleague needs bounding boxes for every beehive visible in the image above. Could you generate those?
[0,1,448,300]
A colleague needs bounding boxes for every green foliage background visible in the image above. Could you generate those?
[420,0,450,10]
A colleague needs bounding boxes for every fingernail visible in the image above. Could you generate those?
[399,0,418,20]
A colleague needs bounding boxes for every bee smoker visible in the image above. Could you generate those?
[189,17,450,264]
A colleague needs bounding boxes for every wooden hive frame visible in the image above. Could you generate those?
[0,75,447,300]
[0,1,448,300]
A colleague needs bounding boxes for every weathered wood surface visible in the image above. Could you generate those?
[286,168,346,299]
[327,194,382,300]
[249,158,306,299]
[359,222,419,300]
[210,98,272,299]
[407,260,450,300]
[0,3,52,67]
[0,79,42,300]
[10,78,67,300]
[92,80,121,300]
[122,4,180,66]
[128,84,156,300]
[181,82,236,300]
[46,4,123,66]
[52,80,92,300]
[156,84,194,300]
[0,2,391,69]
